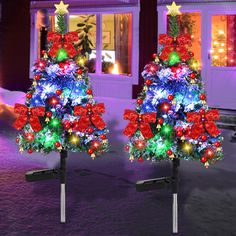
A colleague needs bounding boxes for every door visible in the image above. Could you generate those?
[207,12,236,110]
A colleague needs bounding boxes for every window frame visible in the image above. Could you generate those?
[30,5,139,85]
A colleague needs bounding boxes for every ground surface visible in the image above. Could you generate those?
[0,88,236,236]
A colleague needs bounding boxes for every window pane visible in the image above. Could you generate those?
[69,14,96,73]
[211,15,236,67]
[102,13,132,76]
[36,11,55,58]
[167,13,201,66]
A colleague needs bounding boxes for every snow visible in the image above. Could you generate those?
[0,88,236,235]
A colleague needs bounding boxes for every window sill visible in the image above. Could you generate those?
[88,73,135,83]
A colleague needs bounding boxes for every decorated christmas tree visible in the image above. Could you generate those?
[123,2,223,167]
[13,1,109,158]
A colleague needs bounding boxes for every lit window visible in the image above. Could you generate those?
[102,13,132,76]
[69,14,96,73]
[167,12,201,65]
[211,15,236,67]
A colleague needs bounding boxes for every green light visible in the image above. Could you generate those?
[161,124,173,137]
[174,93,184,102]
[62,88,71,97]
[168,51,180,65]
[44,132,60,148]
[162,125,171,133]
[57,48,68,61]
[147,134,173,157]
[49,118,61,128]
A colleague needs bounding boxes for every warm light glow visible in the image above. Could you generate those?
[70,135,79,144]
[190,60,201,70]
[112,63,119,74]
[218,30,224,35]
[182,142,192,153]
[91,141,101,150]
[134,140,146,150]
[39,62,44,67]
[25,133,35,142]
[78,58,84,64]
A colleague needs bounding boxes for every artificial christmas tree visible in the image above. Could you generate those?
[13,1,109,223]
[123,1,223,233]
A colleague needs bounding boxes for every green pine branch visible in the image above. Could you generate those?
[56,14,66,34]
[168,16,179,37]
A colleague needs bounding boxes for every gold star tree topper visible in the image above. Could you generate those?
[54,1,69,15]
[166,1,181,16]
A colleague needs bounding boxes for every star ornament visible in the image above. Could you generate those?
[166,2,181,16]
[54,1,69,15]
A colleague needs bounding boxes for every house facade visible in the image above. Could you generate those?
[158,0,236,110]
[1,0,235,109]
[30,0,142,99]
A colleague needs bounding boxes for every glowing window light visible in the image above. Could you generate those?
[112,63,119,74]
[218,30,224,35]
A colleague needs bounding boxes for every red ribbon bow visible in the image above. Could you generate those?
[74,103,106,132]
[186,109,220,139]
[13,104,45,132]
[47,32,79,58]
[158,34,192,61]
[123,110,156,139]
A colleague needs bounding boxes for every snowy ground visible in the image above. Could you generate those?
[0,88,236,236]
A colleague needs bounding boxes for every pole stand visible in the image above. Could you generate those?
[135,157,180,234]
[136,176,172,192]
[60,150,67,223]
[25,169,59,182]
[172,158,180,234]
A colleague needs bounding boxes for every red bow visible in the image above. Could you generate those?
[13,104,45,132]
[74,103,106,132]
[158,34,192,61]
[186,109,220,139]
[123,110,156,139]
[47,32,79,58]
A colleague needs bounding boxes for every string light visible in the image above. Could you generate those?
[69,134,80,145]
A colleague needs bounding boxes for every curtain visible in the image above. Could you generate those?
[114,14,132,75]
[227,15,236,67]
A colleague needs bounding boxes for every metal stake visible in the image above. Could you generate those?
[172,158,180,234]
[60,150,67,223]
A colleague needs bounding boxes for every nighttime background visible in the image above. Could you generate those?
[0,0,236,236]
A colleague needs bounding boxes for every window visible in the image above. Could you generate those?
[65,13,133,76]
[30,1,140,99]
[102,13,132,75]
[211,15,236,67]
[69,14,97,73]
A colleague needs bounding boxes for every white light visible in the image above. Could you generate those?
[112,63,119,74]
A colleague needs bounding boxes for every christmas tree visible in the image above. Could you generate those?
[13,1,109,158]
[123,2,223,167]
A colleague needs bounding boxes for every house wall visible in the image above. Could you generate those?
[0,0,31,91]
[0,0,157,98]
